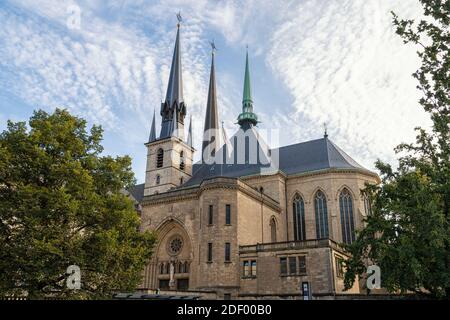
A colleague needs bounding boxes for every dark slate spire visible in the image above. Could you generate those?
[202,42,219,161]
[159,16,186,139]
[237,49,258,130]
[149,109,156,142]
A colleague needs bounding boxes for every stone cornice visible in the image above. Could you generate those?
[144,136,196,152]
[141,176,281,212]
[286,168,380,183]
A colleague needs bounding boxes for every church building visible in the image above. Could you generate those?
[129,19,380,300]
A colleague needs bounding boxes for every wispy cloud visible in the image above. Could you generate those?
[0,0,430,181]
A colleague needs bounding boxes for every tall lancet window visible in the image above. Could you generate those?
[314,190,329,239]
[293,194,306,241]
[270,217,277,243]
[339,188,355,244]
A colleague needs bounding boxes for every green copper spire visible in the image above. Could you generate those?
[237,49,258,129]
[243,50,252,105]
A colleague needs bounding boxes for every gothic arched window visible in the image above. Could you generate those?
[270,217,277,243]
[339,188,355,244]
[363,193,372,216]
[157,148,164,168]
[165,263,170,274]
[156,175,161,185]
[293,194,306,241]
[314,190,329,239]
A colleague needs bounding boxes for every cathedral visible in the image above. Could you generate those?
[129,19,380,300]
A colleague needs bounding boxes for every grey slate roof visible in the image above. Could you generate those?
[183,136,368,187]
[130,136,371,201]
[129,183,145,203]
[276,137,366,175]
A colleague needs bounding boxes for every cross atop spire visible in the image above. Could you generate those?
[210,39,216,53]
[237,48,258,130]
[323,122,328,138]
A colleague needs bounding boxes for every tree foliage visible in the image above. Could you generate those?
[0,109,156,299]
[344,0,449,298]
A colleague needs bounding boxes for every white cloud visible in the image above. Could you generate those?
[264,0,430,169]
[0,0,432,181]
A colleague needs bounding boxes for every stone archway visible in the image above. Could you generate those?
[145,218,192,291]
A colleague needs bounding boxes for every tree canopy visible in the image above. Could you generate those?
[344,0,450,298]
[0,108,156,299]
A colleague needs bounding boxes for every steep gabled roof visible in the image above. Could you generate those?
[183,135,369,188]
[275,137,366,175]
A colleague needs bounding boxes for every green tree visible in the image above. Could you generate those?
[344,0,450,298]
[0,109,156,299]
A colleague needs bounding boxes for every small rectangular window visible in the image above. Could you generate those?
[251,260,257,277]
[299,256,307,274]
[243,260,250,277]
[280,257,287,275]
[288,256,297,275]
[336,256,344,278]
[225,204,231,225]
[207,243,213,262]
[224,294,231,300]
[225,243,231,262]
[208,205,214,225]
[159,279,170,290]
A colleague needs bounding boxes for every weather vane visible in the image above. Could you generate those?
[176,11,182,25]
[210,39,217,53]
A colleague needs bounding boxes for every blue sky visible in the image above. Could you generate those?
[0,0,430,183]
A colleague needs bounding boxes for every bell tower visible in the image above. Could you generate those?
[144,16,194,196]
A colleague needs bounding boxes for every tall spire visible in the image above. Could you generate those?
[202,41,219,162]
[237,48,258,130]
[159,14,187,139]
[149,109,156,142]
[165,22,183,107]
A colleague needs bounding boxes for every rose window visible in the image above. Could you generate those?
[168,237,183,255]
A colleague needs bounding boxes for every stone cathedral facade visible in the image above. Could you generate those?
[129,21,380,300]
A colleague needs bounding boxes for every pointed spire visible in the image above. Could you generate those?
[237,47,258,129]
[165,22,183,107]
[187,116,193,148]
[149,109,156,142]
[159,14,186,139]
[202,41,219,161]
[243,49,252,105]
